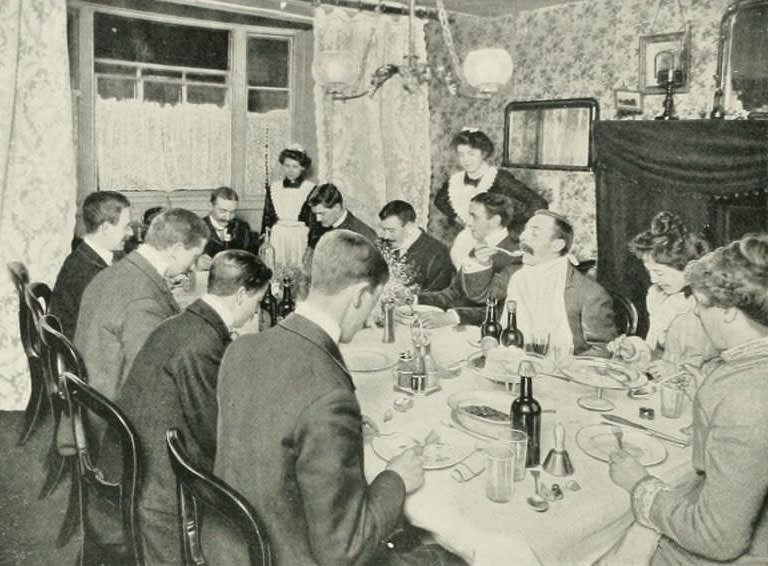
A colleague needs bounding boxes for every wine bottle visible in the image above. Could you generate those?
[500,300,525,348]
[480,296,502,345]
[259,283,278,330]
[511,361,542,467]
[278,276,295,321]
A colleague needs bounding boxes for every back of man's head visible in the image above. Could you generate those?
[470,192,514,227]
[82,191,131,233]
[378,200,416,224]
[308,183,344,208]
[311,230,389,294]
[208,250,272,296]
[145,208,210,251]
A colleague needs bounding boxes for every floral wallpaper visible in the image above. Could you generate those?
[426,0,731,259]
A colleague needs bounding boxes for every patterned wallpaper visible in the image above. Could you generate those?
[425,0,731,259]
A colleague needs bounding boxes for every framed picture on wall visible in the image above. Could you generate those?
[614,89,643,114]
[639,30,690,94]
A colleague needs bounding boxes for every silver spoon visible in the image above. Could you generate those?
[527,470,549,512]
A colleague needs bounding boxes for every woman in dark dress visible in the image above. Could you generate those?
[434,128,547,267]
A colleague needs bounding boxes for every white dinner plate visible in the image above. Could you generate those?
[558,357,647,390]
[371,430,475,470]
[575,424,667,466]
[464,350,547,385]
[395,304,443,324]
[343,349,395,372]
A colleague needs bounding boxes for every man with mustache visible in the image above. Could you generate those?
[494,210,617,356]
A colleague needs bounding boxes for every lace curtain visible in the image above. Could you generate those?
[0,0,77,409]
[244,110,291,197]
[96,98,232,190]
[313,7,431,227]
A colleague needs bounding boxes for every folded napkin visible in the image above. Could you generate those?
[450,451,484,482]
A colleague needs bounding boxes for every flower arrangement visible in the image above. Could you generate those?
[367,240,420,327]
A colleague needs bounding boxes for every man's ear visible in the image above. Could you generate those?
[723,306,739,324]
[550,238,567,255]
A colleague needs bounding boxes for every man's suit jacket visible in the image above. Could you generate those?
[50,242,109,341]
[74,251,180,400]
[463,260,617,356]
[98,299,230,565]
[308,210,378,249]
[418,233,522,326]
[209,314,405,566]
[397,230,454,293]
[202,215,257,258]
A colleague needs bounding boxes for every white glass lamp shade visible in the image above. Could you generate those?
[462,48,513,94]
[315,50,358,91]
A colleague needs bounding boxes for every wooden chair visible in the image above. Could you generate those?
[166,429,272,566]
[60,371,144,566]
[607,288,639,336]
[7,262,47,445]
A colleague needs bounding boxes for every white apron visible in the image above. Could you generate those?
[270,179,314,269]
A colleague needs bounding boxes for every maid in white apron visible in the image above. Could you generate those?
[261,145,315,269]
[433,129,548,268]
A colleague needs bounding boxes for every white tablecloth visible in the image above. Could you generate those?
[346,325,693,566]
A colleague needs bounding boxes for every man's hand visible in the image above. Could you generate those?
[197,254,213,271]
[646,359,678,381]
[387,447,425,493]
[471,245,496,267]
[418,311,459,329]
[609,450,650,493]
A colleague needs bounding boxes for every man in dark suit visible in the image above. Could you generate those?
[306,183,378,248]
[198,186,257,269]
[413,192,523,327]
[98,250,272,566]
[210,230,466,566]
[75,208,209,401]
[50,191,133,340]
[378,200,454,293]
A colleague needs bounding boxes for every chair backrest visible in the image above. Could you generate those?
[61,371,144,566]
[165,429,272,566]
[8,262,35,358]
[607,288,639,336]
[24,282,52,358]
[39,314,87,399]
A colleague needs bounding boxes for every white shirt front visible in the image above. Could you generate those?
[503,255,573,353]
[82,236,115,266]
[294,301,341,344]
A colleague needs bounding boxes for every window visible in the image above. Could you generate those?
[246,36,290,112]
[94,13,230,106]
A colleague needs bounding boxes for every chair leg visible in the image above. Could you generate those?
[40,445,70,499]
[17,371,50,445]
[57,459,81,548]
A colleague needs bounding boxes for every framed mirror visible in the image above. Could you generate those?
[713,0,768,117]
[503,98,599,171]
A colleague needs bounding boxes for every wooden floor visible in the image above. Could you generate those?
[0,410,80,566]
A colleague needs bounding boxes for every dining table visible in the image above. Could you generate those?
[345,322,694,566]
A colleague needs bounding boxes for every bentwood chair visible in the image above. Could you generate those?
[166,429,272,566]
[7,262,47,445]
[607,288,639,337]
[60,371,144,566]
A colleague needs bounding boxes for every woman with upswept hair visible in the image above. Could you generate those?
[607,233,768,566]
[610,211,716,382]
[433,128,547,268]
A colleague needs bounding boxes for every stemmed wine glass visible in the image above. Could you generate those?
[576,360,616,412]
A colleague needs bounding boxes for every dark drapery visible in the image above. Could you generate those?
[594,120,768,336]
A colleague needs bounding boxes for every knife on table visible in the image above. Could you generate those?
[602,414,690,448]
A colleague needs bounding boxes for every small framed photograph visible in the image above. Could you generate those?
[614,89,643,114]
[639,30,690,94]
